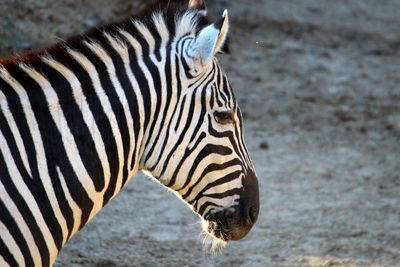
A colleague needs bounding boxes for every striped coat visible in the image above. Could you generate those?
[0,1,259,266]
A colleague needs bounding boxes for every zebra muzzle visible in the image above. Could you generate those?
[205,172,259,241]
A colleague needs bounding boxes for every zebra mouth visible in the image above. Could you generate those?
[206,221,232,241]
[203,209,237,242]
[203,203,258,242]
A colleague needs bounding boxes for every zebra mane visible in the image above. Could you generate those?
[0,2,225,69]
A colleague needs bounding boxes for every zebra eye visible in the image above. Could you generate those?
[214,111,234,125]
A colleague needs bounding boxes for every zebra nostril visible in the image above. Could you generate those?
[248,206,257,225]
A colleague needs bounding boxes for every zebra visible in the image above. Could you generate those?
[0,0,259,265]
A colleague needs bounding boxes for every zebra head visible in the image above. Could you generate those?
[142,0,259,243]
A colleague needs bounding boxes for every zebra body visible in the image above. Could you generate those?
[0,1,259,266]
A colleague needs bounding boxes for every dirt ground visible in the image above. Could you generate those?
[1,0,400,266]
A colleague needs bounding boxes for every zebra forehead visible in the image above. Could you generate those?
[210,63,236,107]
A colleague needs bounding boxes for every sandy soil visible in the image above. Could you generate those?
[1,0,400,266]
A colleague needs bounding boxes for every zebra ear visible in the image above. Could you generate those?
[188,10,229,67]
[188,0,206,9]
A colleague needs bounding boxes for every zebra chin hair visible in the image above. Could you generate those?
[200,220,227,255]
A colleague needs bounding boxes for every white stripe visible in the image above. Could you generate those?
[198,195,241,216]
[105,33,138,178]
[134,20,156,55]
[0,253,11,267]
[0,90,32,177]
[19,64,102,226]
[119,30,146,173]
[140,42,169,169]
[119,27,157,168]
[152,13,169,50]
[202,175,242,196]
[0,134,45,266]
[181,165,242,202]
[0,221,25,267]
[72,43,126,200]
[93,34,135,195]
[149,46,179,175]
[69,46,125,191]
[42,57,111,197]
[158,86,204,187]
[56,167,82,239]
[177,138,236,189]
[175,12,199,40]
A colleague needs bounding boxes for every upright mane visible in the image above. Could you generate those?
[0,2,212,69]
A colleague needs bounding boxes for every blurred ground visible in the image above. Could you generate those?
[1,0,400,266]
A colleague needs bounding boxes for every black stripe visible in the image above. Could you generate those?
[169,132,206,189]
[203,203,223,219]
[175,54,182,96]
[0,85,64,258]
[160,68,218,180]
[223,75,234,105]
[46,165,75,242]
[86,35,132,204]
[188,144,233,176]
[0,152,47,266]
[196,170,242,199]
[146,45,173,168]
[0,235,19,267]
[1,74,74,246]
[214,66,224,108]
[142,47,164,162]
[108,32,142,174]
[148,51,182,173]
[103,33,141,182]
[208,116,244,162]
[125,38,152,131]
[210,85,215,110]
[1,67,61,251]
[216,63,222,93]
[32,60,105,193]
[55,43,120,208]
[175,87,197,136]
[173,95,186,132]
[219,77,229,107]
[202,188,243,199]
[199,201,225,218]
[0,78,41,189]
[159,90,196,181]
[181,158,242,199]
[197,189,243,215]
[179,37,194,79]
[167,143,232,188]
[188,68,215,144]
[232,109,250,170]
[218,71,229,106]
[125,21,153,130]
[84,43,125,204]
[237,108,251,168]
[7,63,93,233]
[147,19,162,61]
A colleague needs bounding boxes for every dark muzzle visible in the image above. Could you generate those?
[206,171,259,241]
